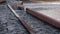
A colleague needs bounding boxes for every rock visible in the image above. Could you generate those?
[0,0,6,3]
[10,1,23,10]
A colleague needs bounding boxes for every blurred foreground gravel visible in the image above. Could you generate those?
[0,5,28,34]
[0,0,60,34]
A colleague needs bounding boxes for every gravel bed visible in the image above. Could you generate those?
[0,0,20,5]
[0,5,28,34]
[0,5,9,10]
[16,10,60,34]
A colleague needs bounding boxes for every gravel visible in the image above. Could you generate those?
[16,10,60,34]
[0,0,21,5]
[0,5,28,34]
[0,0,60,34]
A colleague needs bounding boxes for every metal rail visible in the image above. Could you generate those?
[7,4,35,34]
[26,8,60,29]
